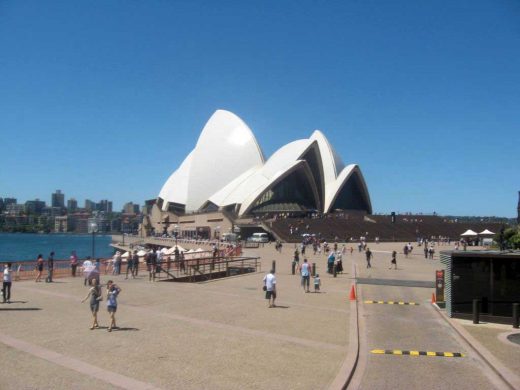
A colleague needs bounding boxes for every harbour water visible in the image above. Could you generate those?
[0,233,114,261]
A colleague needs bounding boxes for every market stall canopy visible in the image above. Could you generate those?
[461,229,478,236]
[121,251,130,258]
[137,250,148,257]
[479,229,495,235]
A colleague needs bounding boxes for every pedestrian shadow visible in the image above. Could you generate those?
[0,307,42,311]
[273,305,289,309]
[92,326,139,331]
[3,300,28,304]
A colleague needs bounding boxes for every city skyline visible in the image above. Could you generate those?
[1,1,519,217]
[0,192,141,214]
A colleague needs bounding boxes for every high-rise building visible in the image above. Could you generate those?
[52,190,65,208]
[133,204,140,214]
[4,198,17,207]
[97,200,113,213]
[85,199,96,212]
[25,199,46,214]
[123,202,136,214]
[67,198,78,212]
[54,215,74,232]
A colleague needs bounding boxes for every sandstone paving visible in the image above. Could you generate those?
[1,244,353,390]
[461,323,520,373]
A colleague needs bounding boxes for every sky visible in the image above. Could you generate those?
[0,0,519,217]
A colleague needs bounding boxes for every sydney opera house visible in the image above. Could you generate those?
[147,110,371,237]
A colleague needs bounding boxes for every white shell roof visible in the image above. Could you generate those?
[158,110,265,211]
[158,111,371,216]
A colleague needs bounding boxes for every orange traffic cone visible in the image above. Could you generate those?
[349,285,357,301]
[431,293,436,304]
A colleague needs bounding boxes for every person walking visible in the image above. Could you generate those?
[149,250,157,282]
[114,251,122,275]
[300,258,311,293]
[263,269,277,308]
[35,254,44,282]
[424,245,428,259]
[46,251,54,283]
[365,247,373,268]
[132,250,139,277]
[313,273,321,293]
[389,251,397,270]
[81,278,102,329]
[3,263,13,303]
[125,252,134,279]
[70,251,78,277]
[106,280,121,332]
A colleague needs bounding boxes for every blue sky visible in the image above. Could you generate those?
[1,0,518,216]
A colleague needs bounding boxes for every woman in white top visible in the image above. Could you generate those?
[3,263,13,303]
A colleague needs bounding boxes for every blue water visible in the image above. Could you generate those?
[0,233,114,261]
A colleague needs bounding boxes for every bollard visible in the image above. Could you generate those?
[291,261,296,275]
[333,264,337,278]
[272,260,276,273]
[513,303,520,329]
[473,299,480,324]
[312,263,316,277]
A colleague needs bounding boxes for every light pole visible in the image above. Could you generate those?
[88,220,98,259]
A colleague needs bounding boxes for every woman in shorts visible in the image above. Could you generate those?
[35,254,44,282]
[81,278,102,329]
[106,280,121,332]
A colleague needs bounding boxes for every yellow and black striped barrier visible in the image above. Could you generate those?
[371,349,465,358]
[364,300,419,305]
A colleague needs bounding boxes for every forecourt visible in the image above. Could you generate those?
[0,242,507,389]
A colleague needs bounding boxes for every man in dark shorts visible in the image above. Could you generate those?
[263,269,277,308]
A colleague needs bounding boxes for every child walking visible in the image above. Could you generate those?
[313,274,321,293]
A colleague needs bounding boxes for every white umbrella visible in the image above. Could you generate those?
[461,229,478,236]
[137,250,148,257]
[165,246,186,255]
[160,247,169,254]
[121,251,130,258]
[479,229,495,235]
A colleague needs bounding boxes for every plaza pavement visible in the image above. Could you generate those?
[2,241,520,389]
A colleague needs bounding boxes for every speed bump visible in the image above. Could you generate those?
[364,300,419,305]
[371,349,465,358]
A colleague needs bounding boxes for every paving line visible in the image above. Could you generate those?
[370,349,465,358]
[364,300,419,305]
[17,285,345,352]
[0,333,161,390]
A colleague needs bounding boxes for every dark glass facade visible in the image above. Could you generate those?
[331,171,370,212]
[249,169,318,214]
[450,252,520,319]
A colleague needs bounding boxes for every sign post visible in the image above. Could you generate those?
[436,270,445,302]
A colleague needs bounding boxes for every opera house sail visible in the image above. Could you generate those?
[157,110,371,217]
